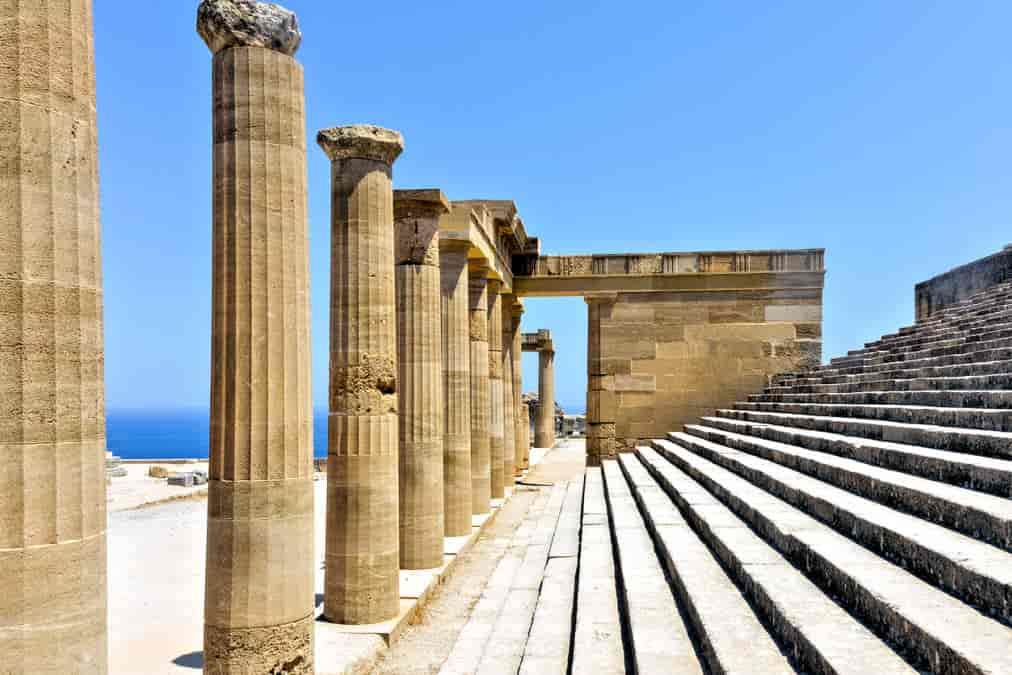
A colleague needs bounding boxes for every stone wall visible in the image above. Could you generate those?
[915,245,1012,322]
[587,287,823,464]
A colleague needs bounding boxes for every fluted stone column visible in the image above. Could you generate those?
[521,402,532,459]
[487,279,505,498]
[510,303,526,472]
[468,263,491,514]
[319,124,404,624]
[198,4,315,672]
[536,348,556,449]
[501,294,516,486]
[441,239,473,535]
[394,190,448,569]
[0,2,107,671]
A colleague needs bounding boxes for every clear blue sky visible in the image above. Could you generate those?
[96,1,1010,414]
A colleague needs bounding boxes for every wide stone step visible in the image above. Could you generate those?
[571,468,625,675]
[706,413,1012,497]
[651,438,1012,675]
[601,460,703,674]
[750,388,1012,409]
[617,453,794,675]
[776,358,1012,388]
[477,483,568,675]
[440,490,550,675]
[733,400,1012,441]
[635,446,914,675]
[829,345,1012,378]
[684,424,1012,550]
[767,371,1012,395]
[518,481,582,675]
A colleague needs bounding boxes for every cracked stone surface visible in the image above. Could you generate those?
[197,0,302,55]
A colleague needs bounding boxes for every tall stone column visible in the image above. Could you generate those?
[0,2,107,671]
[535,347,556,449]
[510,303,526,472]
[487,279,505,498]
[319,124,404,623]
[441,239,473,535]
[586,294,617,467]
[198,4,315,672]
[468,263,491,514]
[394,190,448,569]
[500,294,516,486]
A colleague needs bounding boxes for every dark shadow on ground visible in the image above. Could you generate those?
[173,651,203,669]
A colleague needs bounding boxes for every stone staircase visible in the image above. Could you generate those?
[439,280,1012,674]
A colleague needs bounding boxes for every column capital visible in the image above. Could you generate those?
[317,125,404,164]
[197,0,302,56]
[394,189,450,219]
[584,291,618,304]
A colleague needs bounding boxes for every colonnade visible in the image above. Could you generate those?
[0,2,540,671]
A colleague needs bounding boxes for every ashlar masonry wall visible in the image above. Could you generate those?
[587,287,822,463]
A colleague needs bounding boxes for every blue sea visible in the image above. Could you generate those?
[106,408,329,460]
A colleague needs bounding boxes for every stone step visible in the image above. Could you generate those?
[440,490,550,675]
[850,335,1012,368]
[826,346,1012,379]
[684,424,1012,551]
[571,468,625,675]
[477,483,568,675]
[666,432,1012,624]
[766,371,1012,395]
[519,481,582,675]
[706,414,1012,497]
[651,437,1012,675]
[601,460,703,674]
[617,453,794,675]
[777,358,1012,388]
[635,446,914,675]
[733,400,1012,438]
[750,388,1012,409]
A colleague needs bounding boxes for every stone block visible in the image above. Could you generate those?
[614,374,656,392]
[765,305,822,322]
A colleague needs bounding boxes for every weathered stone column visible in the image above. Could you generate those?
[521,402,532,459]
[510,303,526,472]
[586,294,617,466]
[536,346,556,449]
[441,239,473,535]
[394,190,448,569]
[500,294,516,486]
[319,124,404,623]
[468,263,492,514]
[198,3,315,671]
[1,2,107,671]
[487,279,505,498]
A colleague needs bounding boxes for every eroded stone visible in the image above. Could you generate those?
[197,0,302,55]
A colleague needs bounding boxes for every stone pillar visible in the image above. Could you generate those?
[510,304,526,472]
[198,4,315,671]
[522,402,532,458]
[468,263,491,514]
[535,348,556,449]
[487,279,505,498]
[1,2,107,671]
[586,294,617,467]
[318,124,404,624]
[500,294,516,486]
[394,190,449,569]
[441,239,472,535]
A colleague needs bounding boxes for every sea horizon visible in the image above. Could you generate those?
[106,405,585,460]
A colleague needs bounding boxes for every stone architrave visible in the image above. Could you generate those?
[394,190,449,569]
[468,262,492,514]
[0,2,108,671]
[510,303,526,472]
[198,2,315,671]
[536,347,556,449]
[441,239,473,535]
[318,124,404,623]
[501,294,516,485]
[486,279,505,498]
